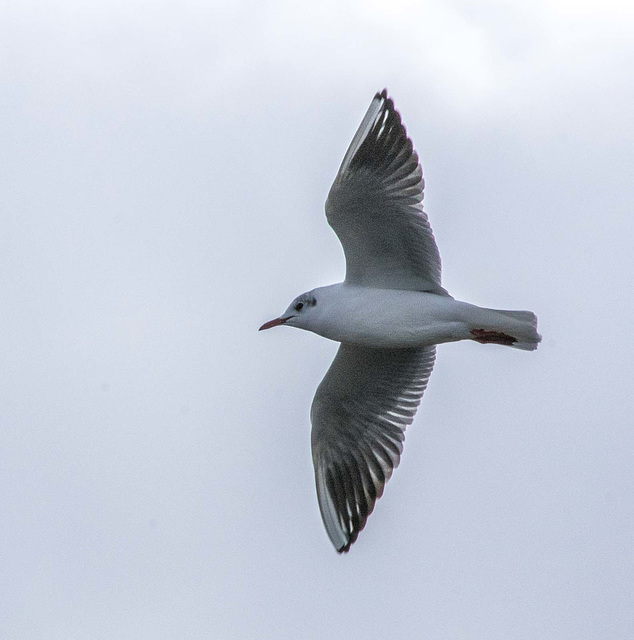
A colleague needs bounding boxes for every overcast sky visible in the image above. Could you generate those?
[1,1,633,638]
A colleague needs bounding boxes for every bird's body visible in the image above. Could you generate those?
[292,283,539,350]
[260,90,541,552]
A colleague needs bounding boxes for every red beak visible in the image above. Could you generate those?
[258,316,290,331]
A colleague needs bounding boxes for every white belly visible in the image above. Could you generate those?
[311,286,477,348]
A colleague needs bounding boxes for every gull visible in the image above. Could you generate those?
[260,90,541,553]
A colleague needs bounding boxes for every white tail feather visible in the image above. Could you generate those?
[483,308,542,351]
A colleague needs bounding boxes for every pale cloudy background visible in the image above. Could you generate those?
[1,0,633,638]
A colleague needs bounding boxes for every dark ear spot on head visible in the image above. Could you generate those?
[307,296,317,307]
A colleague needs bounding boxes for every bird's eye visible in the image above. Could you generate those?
[294,302,304,312]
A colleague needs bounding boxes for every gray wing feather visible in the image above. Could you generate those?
[311,344,436,552]
[326,90,448,295]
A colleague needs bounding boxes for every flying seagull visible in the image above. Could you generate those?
[260,90,541,553]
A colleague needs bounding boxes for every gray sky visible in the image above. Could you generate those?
[1,1,633,638]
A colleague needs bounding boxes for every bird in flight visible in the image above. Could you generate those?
[260,90,541,553]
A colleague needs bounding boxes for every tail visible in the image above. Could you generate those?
[471,309,541,351]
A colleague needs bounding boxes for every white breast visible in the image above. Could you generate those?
[309,284,474,348]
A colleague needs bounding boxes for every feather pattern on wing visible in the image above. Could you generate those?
[326,90,448,295]
[311,344,436,552]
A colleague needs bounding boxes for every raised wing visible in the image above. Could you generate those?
[310,344,436,552]
[326,90,448,295]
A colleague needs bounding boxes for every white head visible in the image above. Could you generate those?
[259,290,320,332]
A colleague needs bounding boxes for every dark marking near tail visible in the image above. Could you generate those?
[471,329,517,346]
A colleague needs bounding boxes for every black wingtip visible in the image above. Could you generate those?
[375,88,395,117]
[335,529,360,554]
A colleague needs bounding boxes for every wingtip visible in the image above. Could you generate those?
[373,89,389,103]
[335,529,360,553]
[374,88,395,115]
[334,531,354,553]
